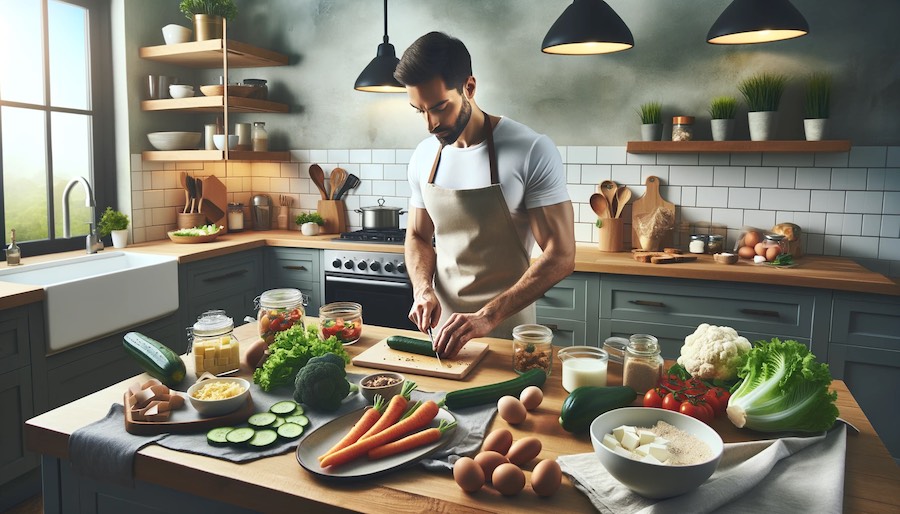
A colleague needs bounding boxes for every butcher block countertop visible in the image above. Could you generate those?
[24,321,900,513]
[0,231,896,311]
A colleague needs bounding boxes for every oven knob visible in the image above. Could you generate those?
[357,261,368,271]
[384,262,395,272]
[369,261,381,272]
[344,260,354,270]
[397,262,407,274]
[332,259,342,269]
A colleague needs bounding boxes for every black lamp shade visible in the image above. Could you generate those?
[354,42,405,93]
[707,0,809,44]
[542,0,634,55]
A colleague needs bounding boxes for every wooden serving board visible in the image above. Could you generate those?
[352,337,490,380]
[631,175,675,249]
[123,391,254,435]
[201,174,228,232]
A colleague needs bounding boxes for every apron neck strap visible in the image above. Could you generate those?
[428,113,499,185]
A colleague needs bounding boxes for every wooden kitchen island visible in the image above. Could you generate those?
[25,322,900,513]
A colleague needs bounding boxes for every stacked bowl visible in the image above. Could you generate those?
[169,84,195,99]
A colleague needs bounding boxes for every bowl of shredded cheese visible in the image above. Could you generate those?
[187,377,250,417]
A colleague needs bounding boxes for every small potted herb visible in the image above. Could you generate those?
[295,212,325,236]
[98,207,129,248]
[738,72,788,141]
[803,72,831,141]
[708,96,737,141]
[179,0,238,41]
[636,101,662,141]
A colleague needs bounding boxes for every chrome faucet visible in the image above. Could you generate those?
[62,176,103,253]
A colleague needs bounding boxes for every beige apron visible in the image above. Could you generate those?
[420,114,535,339]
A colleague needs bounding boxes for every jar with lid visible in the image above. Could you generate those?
[256,288,306,346]
[706,234,725,254]
[672,116,695,141]
[623,334,663,394]
[227,203,244,231]
[252,122,268,152]
[512,324,553,376]
[763,234,788,260]
[559,346,608,392]
[689,234,707,254]
[602,336,629,385]
[190,310,239,377]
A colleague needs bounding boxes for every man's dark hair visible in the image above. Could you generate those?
[394,31,472,92]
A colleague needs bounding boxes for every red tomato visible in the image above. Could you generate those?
[340,321,361,342]
[703,388,729,417]
[643,388,665,408]
[680,400,713,424]
[289,308,302,321]
[662,393,680,411]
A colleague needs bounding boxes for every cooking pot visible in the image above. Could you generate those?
[355,198,406,230]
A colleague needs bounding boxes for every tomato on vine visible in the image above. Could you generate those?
[643,388,666,409]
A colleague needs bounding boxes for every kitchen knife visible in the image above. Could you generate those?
[428,328,443,368]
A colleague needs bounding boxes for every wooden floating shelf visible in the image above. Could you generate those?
[626,140,852,154]
[141,96,289,113]
[139,39,288,68]
[141,150,291,162]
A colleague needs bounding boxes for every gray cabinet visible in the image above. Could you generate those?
[263,247,323,316]
[179,249,263,331]
[536,273,600,347]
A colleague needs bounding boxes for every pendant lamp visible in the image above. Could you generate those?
[542,0,633,55]
[707,0,809,45]
[354,0,405,92]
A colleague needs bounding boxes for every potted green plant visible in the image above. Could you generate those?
[708,96,737,142]
[636,101,662,141]
[98,206,129,248]
[804,72,831,141]
[295,212,325,236]
[738,72,788,141]
[179,0,238,41]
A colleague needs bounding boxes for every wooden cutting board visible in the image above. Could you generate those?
[631,175,675,249]
[352,337,490,380]
[201,175,228,232]
[123,391,255,435]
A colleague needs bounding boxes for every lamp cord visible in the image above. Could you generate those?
[382,0,389,44]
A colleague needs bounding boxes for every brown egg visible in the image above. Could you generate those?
[519,386,544,411]
[497,395,527,425]
[474,451,509,481]
[738,246,757,259]
[482,429,513,455]
[754,242,767,256]
[766,245,782,261]
[244,339,269,369]
[744,230,761,248]
[506,436,542,466]
[530,459,563,497]
[492,463,526,496]
[453,457,485,493]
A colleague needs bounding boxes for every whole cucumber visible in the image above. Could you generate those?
[559,386,637,433]
[123,332,186,387]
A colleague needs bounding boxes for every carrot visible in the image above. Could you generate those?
[358,380,417,441]
[318,395,387,461]
[367,420,457,460]
[400,400,422,421]
[319,400,440,468]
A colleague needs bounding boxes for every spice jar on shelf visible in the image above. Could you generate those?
[512,324,553,376]
[623,334,663,394]
[252,122,268,152]
[672,116,695,141]
[706,234,725,254]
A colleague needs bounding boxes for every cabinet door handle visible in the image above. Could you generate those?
[543,323,559,331]
[740,308,781,319]
[283,265,308,271]
[202,269,249,283]
[629,300,666,308]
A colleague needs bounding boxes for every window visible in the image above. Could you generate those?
[0,0,113,256]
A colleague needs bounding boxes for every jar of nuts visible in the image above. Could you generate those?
[512,324,553,376]
[672,116,695,141]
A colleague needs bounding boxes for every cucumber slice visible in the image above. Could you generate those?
[225,427,255,444]
[271,416,285,428]
[290,405,305,416]
[248,429,278,448]
[285,414,309,427]
[270,400,298,415]
[247,412,277,428]
[276,422,304,440]
[206,427,234,446]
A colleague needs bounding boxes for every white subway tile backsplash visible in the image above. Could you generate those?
[744,167,778,187]
[730,153,762,166]
[657,153,699,165]
[712,208,743,231]
[670,165,713,185]
[396,149,414,164]
[762,153,815,167]
[611,165,641,185]
[728,188,760,209]
[841,236,879,259]
[867,168,886,190]
[760,189,810,211]
[884,192,900,215]
[577,203,595,223]
[824,235,842,256]
[640,166,669,183]
[574,223,594,242]
[384,164,407,181]
[349,149,372,163]
[680,207,712,224]
[556,146,567,162]
[626,152,656,165]
[309,149,328,162]
[849,146,887,167]
[289,149,310,163]
[880,238,900,260]
[831,168,868,191]
[327,149,350,163]
[778,167,796,188]
[597,146,627,164]
[567,146,597,163]
[697,187,729,208]
[844,191,884,214]
[881,215,900,238]
[699,154,730,166]
[395,181,412,198]
[713,167,745,187]
[681,186,696,207]
[843,213,863,236]
[743,210,776,230]
[280,162,300,178]
[795,167,831,189]
[825,213,844,234]
[371,181,396,196]
[358,164,384,180]
[862,214,882,236]
[371,149,395,163]
[806,233,825,254]
[582,164,611,185]
[885,169,900,191]
[568,184,597,203]
[814,152,849,168]
[810,190,844,212]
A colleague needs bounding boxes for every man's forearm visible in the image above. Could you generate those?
[405,233,437,298]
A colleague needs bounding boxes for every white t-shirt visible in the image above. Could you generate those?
[407,117,569,253]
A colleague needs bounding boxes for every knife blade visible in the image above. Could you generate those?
[428,328,443,368]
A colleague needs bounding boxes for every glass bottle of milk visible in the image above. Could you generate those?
[559,346,609,392]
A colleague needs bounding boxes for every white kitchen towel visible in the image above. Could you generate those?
[557,422,847,514]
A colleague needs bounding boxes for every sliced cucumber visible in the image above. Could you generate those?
[270,400,298,415]
[206,427,234,446]
[277,422,304,440]
[271,416,285,428]
[290,405,305,416]
[248,412,277,428]
[248,429,278,448]
[285,414,309,427]
[225,427,255,444]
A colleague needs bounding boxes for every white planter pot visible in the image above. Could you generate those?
[804,118,827,141]
[710,119,735,141]
[748,111,777,141]
[111,229,128,249]
[300,222,321,236]
[640,123,663,142]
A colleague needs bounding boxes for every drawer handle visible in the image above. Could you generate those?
[740,308,781,319]
[544,323,559,331]
[629,300,666,308]
[283,265,308,271]
[202,269,249,283]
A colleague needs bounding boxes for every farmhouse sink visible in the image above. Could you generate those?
[0,251,179,353]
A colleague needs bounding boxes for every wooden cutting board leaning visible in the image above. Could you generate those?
[352,337,490,380]
[631,175,676,249]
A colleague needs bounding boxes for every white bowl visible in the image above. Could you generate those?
[147,131,201,151]
[187,377,250,417]
[162,24,192,45]
[358,372,405,404]
[213,134,239,150]
[169,85,194,99]
[589,407,723,499]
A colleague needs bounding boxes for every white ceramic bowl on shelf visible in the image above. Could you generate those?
[147,131,201,151]
[213,134,239,150]
[162,24,192,45]
[168,85,195,99]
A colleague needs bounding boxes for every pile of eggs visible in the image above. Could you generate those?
[735,230,782,262]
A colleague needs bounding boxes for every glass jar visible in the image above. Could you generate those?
[252,121,268,151]
[190,310,239,377]
[512,324,553,376]
[623,334,663,394]
[319,301,363,345]
[672,116,695,141]
[602,336,629,385]
[559,346,608,392]
[256,288,306,346]
[689,234,707,254]
[227,203,244,231]
[763,234,788,261]
[706,234,725,254]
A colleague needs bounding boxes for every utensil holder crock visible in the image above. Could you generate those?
[317,200,348,235]
[598,218,624,252]
[177,212,207,230]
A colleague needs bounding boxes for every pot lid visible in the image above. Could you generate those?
[359,197,404,211]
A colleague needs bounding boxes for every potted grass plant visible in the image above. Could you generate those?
[804,72,832,141]
[98,206,129,248]
[637,101,663,141]
[708,96,737,141]
[738,72,788,141]
[179,0,238,41]
[295,212,325,236]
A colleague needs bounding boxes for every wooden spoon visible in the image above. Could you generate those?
[600,180,618,215]
[329,167,348,200]
[614,186,632,218]
[179,172,189,214]
[309,164,328,200]
[196,178,203,215]
[589,193,610,218]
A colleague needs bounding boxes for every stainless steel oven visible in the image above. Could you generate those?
[323,249,416,331]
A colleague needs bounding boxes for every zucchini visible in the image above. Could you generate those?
[558,386,637,433]
[444,368,547,410]
[123,332,186,387]
[386,335,437,357]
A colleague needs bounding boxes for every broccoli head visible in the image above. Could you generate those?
[293,361,350,412]
[306,352,347,371]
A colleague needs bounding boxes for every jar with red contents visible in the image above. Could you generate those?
[256,288,306,345]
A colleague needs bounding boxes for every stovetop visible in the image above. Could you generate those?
[337,228,406,244]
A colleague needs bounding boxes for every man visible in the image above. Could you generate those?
[395,31,575,359]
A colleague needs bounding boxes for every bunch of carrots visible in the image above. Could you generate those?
[318,380,457,468]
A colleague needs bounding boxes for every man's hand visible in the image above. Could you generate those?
[432,310,495,359]
[408,287,441,334]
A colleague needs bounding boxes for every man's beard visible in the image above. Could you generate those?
[434,96,472,146]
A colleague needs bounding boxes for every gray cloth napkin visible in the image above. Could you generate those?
[414,392,497,471]
[558,423,848,514]
[68,404,166,488]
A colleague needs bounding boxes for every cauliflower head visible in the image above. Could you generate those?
[676,323,752,381]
